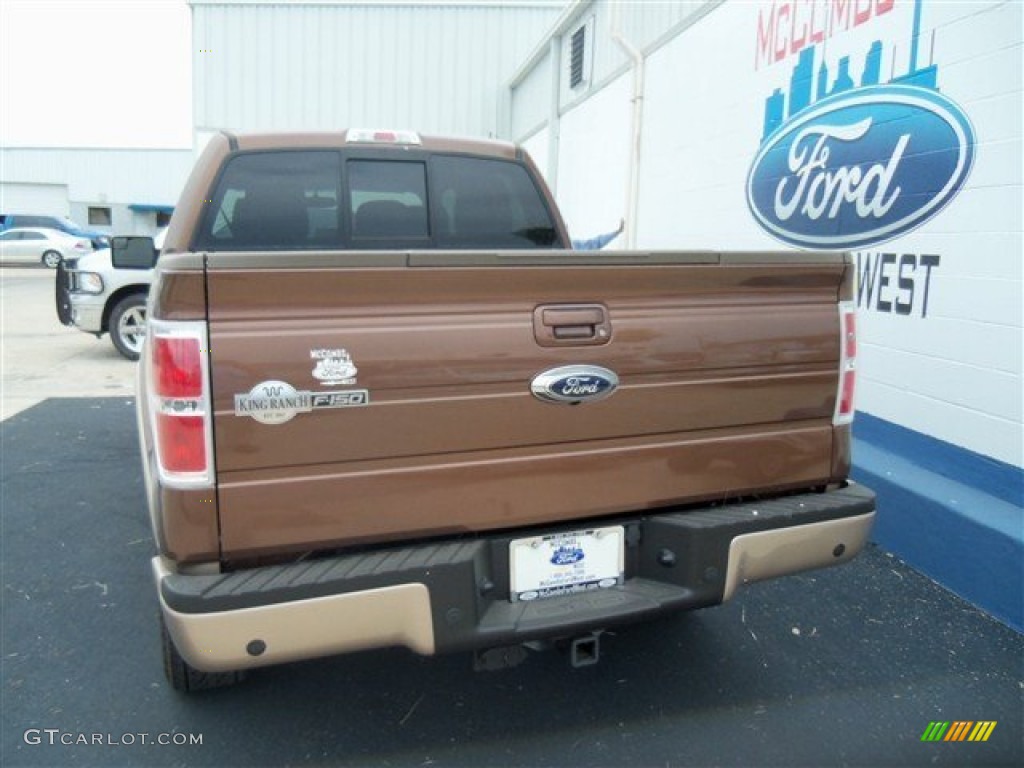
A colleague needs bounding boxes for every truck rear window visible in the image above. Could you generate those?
[430,156,558,248]
[349,160,430,242]
[195,150,559,251]
[199,151,341,251]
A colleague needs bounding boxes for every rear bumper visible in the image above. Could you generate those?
[156,483,875,672]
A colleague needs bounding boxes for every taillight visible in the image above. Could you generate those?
[157,415,206,473]
[155,336,202,397]
[148,320,213,485]
[834,303,857,425]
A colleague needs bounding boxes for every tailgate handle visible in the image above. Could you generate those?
[533,304,611,346]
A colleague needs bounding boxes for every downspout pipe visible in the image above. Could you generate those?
[610,4,645,249]
[547,36,562,195]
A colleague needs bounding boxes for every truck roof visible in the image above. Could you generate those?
[225,129,520,161]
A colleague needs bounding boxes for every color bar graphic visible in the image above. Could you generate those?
[967,722,997,742]
[921,721,997,742]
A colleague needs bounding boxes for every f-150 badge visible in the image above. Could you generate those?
[311,348,358,386]
[235,380,368,424]
[530,365,619,405]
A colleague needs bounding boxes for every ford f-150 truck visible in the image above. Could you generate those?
[134,129,875,692]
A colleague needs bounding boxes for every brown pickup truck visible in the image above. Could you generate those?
[131,129,875,692]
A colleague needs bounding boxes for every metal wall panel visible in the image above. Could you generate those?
[508,1,720,144]
[510,46,552,140]
[562,1,716,111]
[0,183,70,217]
[0,149,193,204]
[191,2,562,138]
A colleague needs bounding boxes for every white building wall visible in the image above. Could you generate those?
[637,2,768,250]
[0,148,194,235]
[553,72,632,242]
[191,1,562,139]
[510,46,553,141]
[0,183,69,217]
[0,149,192,206]
[510,0,1023,468]
[558,0,714,108]
[522,127,550,186]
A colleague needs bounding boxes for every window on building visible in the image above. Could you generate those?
[156,211,172,228]
[88,207,112,226]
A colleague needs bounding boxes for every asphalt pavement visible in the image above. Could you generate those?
[1,398,1021,768]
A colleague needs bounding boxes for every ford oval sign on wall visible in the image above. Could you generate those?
[747,85,975,250]
[531,365,619,405]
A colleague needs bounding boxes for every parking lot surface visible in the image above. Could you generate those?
[0,267,135,420]
[1,267,1021,767]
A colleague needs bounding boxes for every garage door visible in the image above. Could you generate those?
[0,183,70,216]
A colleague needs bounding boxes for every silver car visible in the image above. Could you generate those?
[0,227,92,267]
[56,229,163,360]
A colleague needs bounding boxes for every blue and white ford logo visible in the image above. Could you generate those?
[550,546,585,566]
[747,85,975,250]
[530,365,619,405]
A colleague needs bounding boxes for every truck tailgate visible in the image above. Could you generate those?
[205,251,846,559]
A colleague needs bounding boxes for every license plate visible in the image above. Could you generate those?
[509,526,624,602]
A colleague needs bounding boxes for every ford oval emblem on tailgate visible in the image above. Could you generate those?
[531,365,619,405]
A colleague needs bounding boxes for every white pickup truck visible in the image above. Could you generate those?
[55,228,164,360]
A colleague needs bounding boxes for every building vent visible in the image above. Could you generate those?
[569,24,586,89]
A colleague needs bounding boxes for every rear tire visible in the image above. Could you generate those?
[109,294,147,360]
[161,616,245,693]
[41,250,62,268]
